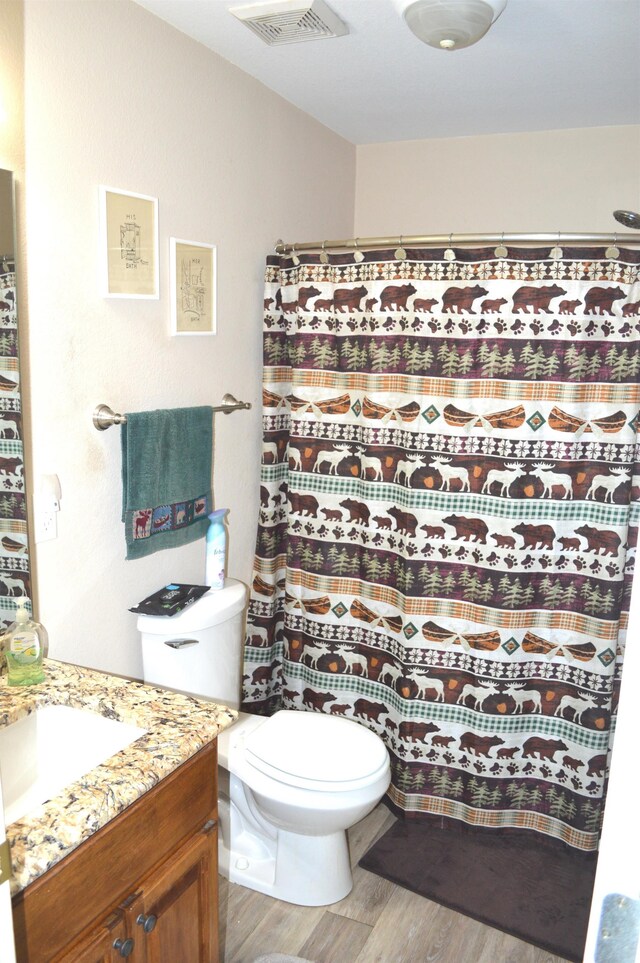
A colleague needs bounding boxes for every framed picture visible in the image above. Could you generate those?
[99,186,159,298]
[170,238,216,336]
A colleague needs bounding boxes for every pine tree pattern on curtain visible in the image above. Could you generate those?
[242,245,640,851]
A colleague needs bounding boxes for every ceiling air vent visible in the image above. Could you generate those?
[229,0,348,45]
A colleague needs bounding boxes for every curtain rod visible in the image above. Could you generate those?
[275,231,640,254]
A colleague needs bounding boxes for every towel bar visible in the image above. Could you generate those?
[93,395,252,431]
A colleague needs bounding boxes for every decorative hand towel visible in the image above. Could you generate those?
[121,406,213,560]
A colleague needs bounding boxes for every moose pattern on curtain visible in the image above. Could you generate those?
[242,244,640,851]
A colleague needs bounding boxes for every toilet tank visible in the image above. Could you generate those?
[138,578,247,709]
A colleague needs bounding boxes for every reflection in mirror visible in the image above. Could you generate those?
[0,169,30,628]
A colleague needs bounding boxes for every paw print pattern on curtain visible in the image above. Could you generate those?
[244,244,640,852]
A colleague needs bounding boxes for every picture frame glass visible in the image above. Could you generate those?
[101,188,158,298]
[172,239,216,335]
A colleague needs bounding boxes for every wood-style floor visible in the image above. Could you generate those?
[218,802,570,963]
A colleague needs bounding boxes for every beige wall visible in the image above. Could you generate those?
[355,126,640,236]
[23,0,355,677]
[0,0,24,179]
[0,0,24,284]
[0,0,25,286]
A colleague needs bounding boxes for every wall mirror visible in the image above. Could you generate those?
[0,168,30,627]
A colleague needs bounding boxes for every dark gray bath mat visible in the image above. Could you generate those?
[360,819,598,963]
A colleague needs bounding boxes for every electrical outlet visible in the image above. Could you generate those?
[35,510,57,543]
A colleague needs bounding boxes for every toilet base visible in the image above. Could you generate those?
[218,789,353,906]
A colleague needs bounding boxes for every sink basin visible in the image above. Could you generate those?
[0,704,147,825]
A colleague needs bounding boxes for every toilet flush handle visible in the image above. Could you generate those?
[163,638,199,649]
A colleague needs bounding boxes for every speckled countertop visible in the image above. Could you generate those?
[0,659,237,896]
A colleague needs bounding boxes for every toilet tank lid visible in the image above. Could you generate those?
[245,710,389,784]
[136,578,246,633]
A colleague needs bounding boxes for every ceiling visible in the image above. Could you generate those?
[134,0,640,145]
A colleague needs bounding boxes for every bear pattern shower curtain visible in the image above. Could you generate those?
[243,244,640,851]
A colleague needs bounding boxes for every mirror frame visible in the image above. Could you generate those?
[0,168,31,627]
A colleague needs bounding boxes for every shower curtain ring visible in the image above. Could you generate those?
[291,243,300,266]
[395,234,407,260]
[320,240,329,264]
[353,237,364,263]
[550,231,563,260]
[444,233,455,262]
[495,232,508,258]
[606,232,620,260]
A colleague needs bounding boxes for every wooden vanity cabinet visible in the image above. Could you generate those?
[12,740,219,963]
[134,829,215,963]
[56,910,129,963]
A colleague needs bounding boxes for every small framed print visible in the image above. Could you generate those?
[99,186,159,298]
[170,238,216,336]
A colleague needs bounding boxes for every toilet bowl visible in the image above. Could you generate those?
[138,580,391,906]
[217,709,390,905]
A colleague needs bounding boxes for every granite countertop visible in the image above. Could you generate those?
[0,659,237,896]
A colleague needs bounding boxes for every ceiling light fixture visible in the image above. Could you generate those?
[403,0,507,51]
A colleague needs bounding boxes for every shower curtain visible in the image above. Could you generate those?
[242,243,640,851]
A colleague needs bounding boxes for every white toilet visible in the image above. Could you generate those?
[138,579,391,906]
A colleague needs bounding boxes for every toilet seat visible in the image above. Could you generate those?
[244,710,389,792]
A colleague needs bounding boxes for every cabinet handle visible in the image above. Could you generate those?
[137,912,158,933]
[113,938,135,958]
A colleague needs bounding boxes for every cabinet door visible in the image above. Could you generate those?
[135,825,217,963]
[53,911,132,963]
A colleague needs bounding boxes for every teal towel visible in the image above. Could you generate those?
[121,406,213,560]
